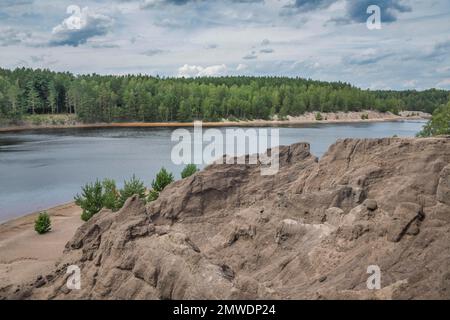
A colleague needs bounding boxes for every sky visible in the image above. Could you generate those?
[0,0,449,90]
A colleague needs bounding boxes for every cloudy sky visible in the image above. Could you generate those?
[0,0,449,90]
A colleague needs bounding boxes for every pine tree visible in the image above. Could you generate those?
[48,82,58,114]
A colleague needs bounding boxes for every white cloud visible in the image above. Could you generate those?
[436,66,450,74]
[261,38,270,46]
[177,64,228,77]
[436,79,450,89]
[0,27,31,46]
[343,48,393,65]
[403,80,417,88]
[243,52,258,60]
[0,0,449,89]
[236,63,248,71]
[50,5,114,46]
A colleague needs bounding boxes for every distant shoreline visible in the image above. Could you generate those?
[0,111,430,133]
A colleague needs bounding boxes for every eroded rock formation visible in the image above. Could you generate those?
[4,137,450,300]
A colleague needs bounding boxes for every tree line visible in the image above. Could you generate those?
[0,67,449,124]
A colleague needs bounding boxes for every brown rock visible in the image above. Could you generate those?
[363,199,378,211]
[431,203,450,222]
[437,165,450,205]
[4,138,450,300]
[387,202,424,242]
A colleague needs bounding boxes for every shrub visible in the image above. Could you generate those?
[75,180,104,222]
[361,113,369,120]
[75,176,148,221]
[102,179,120,211]
[315,112,323,121]
[34,212,51,234]
[418,102,450,137]
[31,116,43,126]
[151,168,174,192]
[147,189,159,202]
[148,168,174,202]
[81,210,91,222]
[118,175,146,208]
[181,164,199,179]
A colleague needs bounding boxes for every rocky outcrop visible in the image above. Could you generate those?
[437,165,450,206]
[4,137,450,300]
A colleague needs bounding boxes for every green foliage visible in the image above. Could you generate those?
[361,113,369,120]
[118,175,146,208]
[102,179,120,211]
[0,68,447,125]
[147,189,159,203]
[148,168,174,202]
[81,210,91,222]
[418,102,450,137]
[75,180,104,221]
[34,212,51,234]
[75,176,148,221]
[151,167,174,192]
[181,164,199,179]
[315,112,323,121]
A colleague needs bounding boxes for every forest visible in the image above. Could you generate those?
[0,67,449,124]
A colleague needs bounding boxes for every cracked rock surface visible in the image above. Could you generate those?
[3,137,450,300]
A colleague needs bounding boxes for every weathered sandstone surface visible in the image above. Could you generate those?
[3,137,450,300]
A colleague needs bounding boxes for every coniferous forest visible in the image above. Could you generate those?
[0,67,448,124]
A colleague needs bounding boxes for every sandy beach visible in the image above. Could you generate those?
[0,203,82,291]
[0,111,429,133]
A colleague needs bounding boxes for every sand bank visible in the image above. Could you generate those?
[0,111,429,133]
[0,202,82,291]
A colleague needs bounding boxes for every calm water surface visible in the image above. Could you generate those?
[0,121,425,222]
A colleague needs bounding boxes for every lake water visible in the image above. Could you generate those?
[0,121,425,222]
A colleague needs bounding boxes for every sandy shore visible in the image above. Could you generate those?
[0,202,82,291]
[0,111,429,133]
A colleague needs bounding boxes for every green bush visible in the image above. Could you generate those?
[118,175,146,208]
[181,164,199,179]
[102,179,120,211]
[418,102,450,137]
[75,180,104,222]
[147,189,159,202]
[391,107,400,116]
[228,115,240,122]
[75,176,148,221]
[34,212,51,234]
[151,168,174,192]
[361,113,369,120]
[30,116,43,126]
[148,168,174,202]
[315,112,323,121]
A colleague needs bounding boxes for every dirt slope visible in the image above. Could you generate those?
[3,137,450,300]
